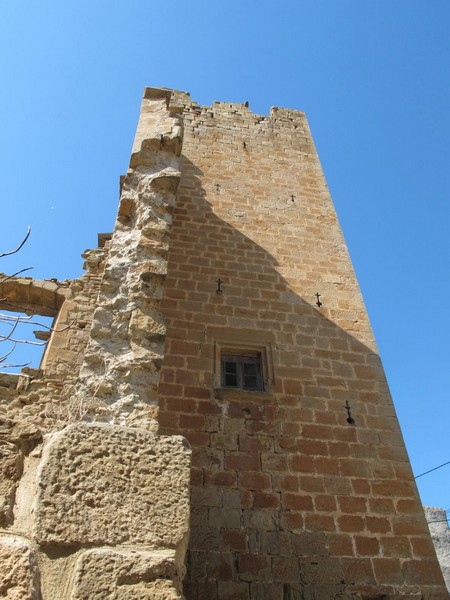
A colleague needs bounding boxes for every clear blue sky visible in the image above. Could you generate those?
[1,1,449,511]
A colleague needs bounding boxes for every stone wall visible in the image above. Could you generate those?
[0,89,191,599]
[0,87,447,599]
[0,268,101,429]
[0,422,190,599]
[157,92,448,599]
[424,506,450,592]
[75,88,184,430]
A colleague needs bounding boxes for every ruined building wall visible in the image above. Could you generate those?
[0,87,447,599]
[424,507,450,592]
[74,90,185,430]
[0,265,102,429]
[0,90,191,599]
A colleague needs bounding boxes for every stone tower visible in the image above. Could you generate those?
[152,88,447,598]
[0,87,447,599]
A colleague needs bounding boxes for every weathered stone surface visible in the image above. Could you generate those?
[0,536,41,599]
[1,86,448,600]
[72,548,182,600]
[75,93,183,427]
[34,422,190,547]
[0,273,69,317]
[0,267,102,432]
[8,420,42,448]
[425,506,450,592]
[0,441,22,526]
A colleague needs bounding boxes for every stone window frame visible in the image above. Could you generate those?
[209,328,275,393]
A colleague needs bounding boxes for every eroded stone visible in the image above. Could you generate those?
[0,536,41,600]
[425,506,450,592]
[34,422,190,548]
[0,441,23,526]
[72,548,182,600]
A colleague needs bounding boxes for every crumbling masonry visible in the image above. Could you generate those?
[0,87,447,599]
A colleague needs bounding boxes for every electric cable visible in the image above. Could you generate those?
[414,460,450,479]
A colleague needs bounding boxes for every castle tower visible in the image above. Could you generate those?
[0,87,447,599]
[152,88,446,599]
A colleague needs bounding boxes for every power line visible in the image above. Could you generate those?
[425,508,450,525]
[414,460,450,479]
[426,518,449,525]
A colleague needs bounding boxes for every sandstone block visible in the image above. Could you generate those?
[0,536,41,600]
[34,422,190,547]
[0,440,23,526]
[71,548,182,600]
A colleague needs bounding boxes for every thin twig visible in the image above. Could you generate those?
[0,318,20,342]
[0,313,33,323]
[0,361,32,369]
[0,301,37,313]
[0,267,34,283]
[0,336,47,346]
[0,314,75,333]
[0,342,16,362]
[0,226,31,258]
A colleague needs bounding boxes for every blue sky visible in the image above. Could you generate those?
[1,1,449,511]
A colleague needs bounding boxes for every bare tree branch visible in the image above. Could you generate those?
[0,313,75,333]
[0,267,34,284]
[0,226,74,371]
[0,342,17,363]
[0,313,34,323]
[0,360,31,369]
[0,337,47,347]
[0,318,20,342]
[0,301,35,313]
[0,226,31,258]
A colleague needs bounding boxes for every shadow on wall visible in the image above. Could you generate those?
[157,157,445,599]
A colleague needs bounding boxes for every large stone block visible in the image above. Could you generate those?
[34,422,190,547]
[71,548,182,599]
[0,440,22,526]
[0,536,41,600]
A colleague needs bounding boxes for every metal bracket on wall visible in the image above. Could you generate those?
[345,400,355,425]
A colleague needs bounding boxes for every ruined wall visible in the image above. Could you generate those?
[0,87,447,599]
[157,95,448,599]
[0,89,191,599]
[75,88,185,430]
[0,268,100,429]
[424,507,450,592]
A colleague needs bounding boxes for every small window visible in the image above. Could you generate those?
[211,331,275,392]
[221,353,263,391]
